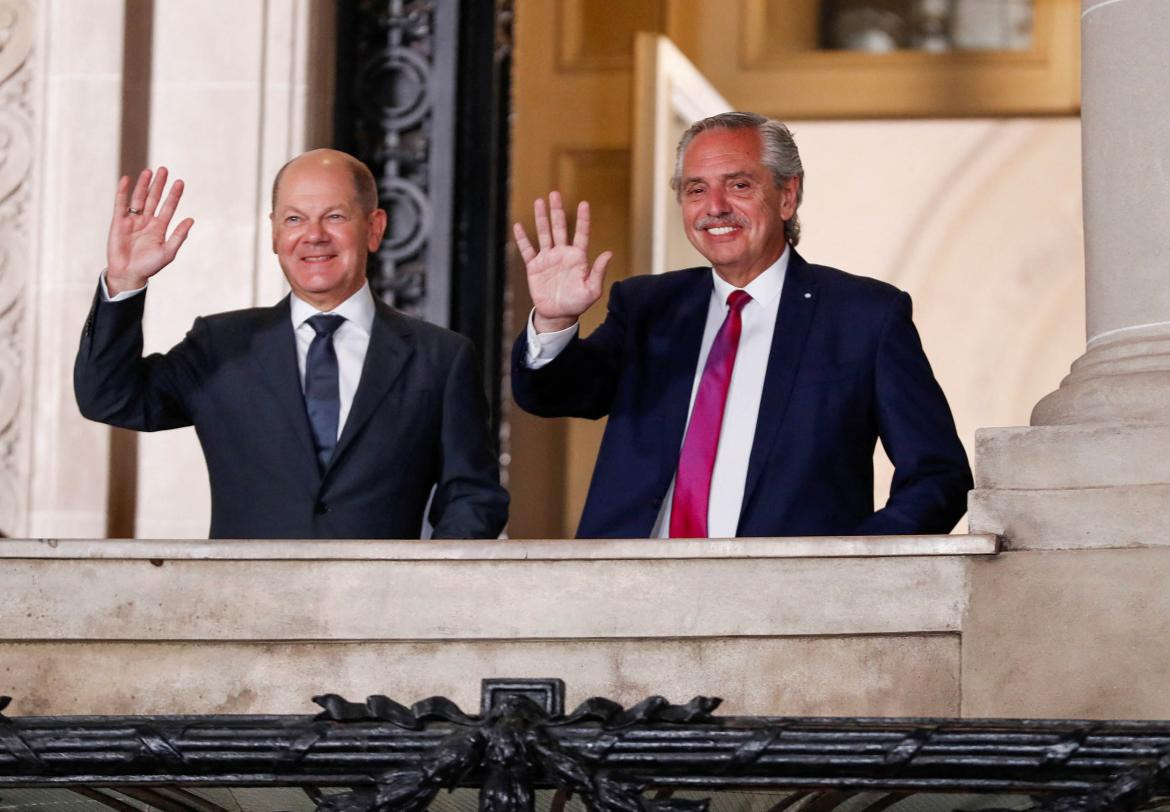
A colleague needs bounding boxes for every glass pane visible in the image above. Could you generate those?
[820,0,1034,52]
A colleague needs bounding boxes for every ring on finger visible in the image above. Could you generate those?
[127,207,143,215]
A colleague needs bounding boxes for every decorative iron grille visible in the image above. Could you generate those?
[3,680,1170,811]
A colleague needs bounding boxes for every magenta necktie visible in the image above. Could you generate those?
[670,289,752,538]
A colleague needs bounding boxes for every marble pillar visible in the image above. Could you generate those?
[969,0,1170,549]
[22,0,128,538]
[1032,0,1170,425]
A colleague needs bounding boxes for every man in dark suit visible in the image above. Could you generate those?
[75,149,507,539]
[511,112,970,539]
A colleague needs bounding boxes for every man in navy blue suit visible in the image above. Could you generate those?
[511,112,971,539]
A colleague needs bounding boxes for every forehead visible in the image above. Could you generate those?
[275,161,356,207]
[681,128,765,180]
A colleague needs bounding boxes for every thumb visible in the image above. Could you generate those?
[588,251,612,292]
[161,218,195,264]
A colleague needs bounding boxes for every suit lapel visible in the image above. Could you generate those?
[327,298,414,473]
[740,251,820,523]
[659,270,715,485]
[249,297,320,479]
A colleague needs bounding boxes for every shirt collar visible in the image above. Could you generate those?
[289,283,376,336]
[710,245,789,309]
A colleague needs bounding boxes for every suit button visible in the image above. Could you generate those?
[315,501,330,515]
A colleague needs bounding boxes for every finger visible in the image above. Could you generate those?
[549,190,567,246]
[589,251,612,291]
[572,200,591,250]
[112,175,131,217]
[143,166,169,217]
[161,217,195,264]
[512,222,536,264]
[128,169,151,215]
[155,178,185,230]
[533,197,552,252]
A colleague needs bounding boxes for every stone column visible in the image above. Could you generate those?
[969,0,1170,549]
[1032,0,1170,425]
[23,0,129,538]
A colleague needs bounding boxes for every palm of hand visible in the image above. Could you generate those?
[110,220,171,280]
[105,167,194,293]
[513,194,612,327]
[527,244,599,319]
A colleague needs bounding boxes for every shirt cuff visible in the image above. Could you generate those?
[100,270,147,302]
[524,309,579,369]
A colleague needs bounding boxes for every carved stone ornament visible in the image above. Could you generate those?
[0,0,31,535]
[0,1,33,86]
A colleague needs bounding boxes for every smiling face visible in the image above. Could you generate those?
[270,152,387,311]
[677,127,799,287]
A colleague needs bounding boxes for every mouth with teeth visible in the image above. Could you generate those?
[695,215,747,239]
[300,254,337,263]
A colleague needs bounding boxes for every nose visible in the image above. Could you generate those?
[304,219,327,241]
[705,185,730,215]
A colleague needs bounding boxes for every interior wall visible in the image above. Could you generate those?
[507,1,1084,538]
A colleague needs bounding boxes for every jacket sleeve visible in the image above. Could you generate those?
[428,339,510,539]
[73,283,204,432]
[509,281,630,420]
[854,291,973,534]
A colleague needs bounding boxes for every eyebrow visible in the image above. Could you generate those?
[278,204,347,216]
[683,170,756,186]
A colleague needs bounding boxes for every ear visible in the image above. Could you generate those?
[269,212,277,253]
[779,177,800,221]
[367,208,388,251]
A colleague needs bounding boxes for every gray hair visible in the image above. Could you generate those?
[670,112,804,246]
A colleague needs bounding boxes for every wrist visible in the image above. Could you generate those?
[533,313,576,334]
[105,271,149,296]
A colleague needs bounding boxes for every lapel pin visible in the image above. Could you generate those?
[803,292,812,299]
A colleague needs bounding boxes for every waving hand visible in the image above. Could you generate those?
[106,167,195,295]
[513,191,612,333]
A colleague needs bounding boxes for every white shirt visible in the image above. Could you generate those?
[524,247,790,538]
[99,272,376,441]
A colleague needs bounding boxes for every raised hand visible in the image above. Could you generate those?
[513,191,612,333]
[106,167,195,295]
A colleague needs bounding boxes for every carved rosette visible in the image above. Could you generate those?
[0,0,33,536]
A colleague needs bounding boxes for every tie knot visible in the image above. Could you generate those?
[307,313,345,337]
[727,290,751,312]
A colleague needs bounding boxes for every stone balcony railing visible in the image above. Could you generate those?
[1,533,1167,722]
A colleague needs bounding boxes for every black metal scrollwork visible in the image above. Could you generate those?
[314,686,721,812]
[6,680,1170,811]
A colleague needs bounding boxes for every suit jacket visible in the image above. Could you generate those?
[75,285,508,539]
[511,250,971,538]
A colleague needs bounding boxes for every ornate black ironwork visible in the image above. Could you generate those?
[5,681,1170,812]
[335,0,512,424]
[335,0,444,320]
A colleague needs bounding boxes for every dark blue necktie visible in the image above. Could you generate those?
[304,314,346,472]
